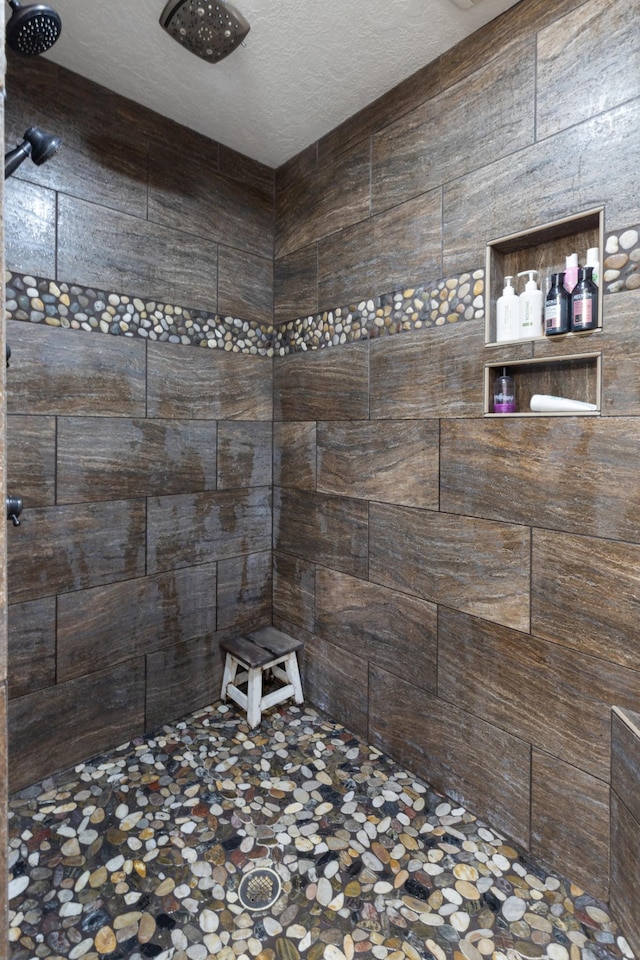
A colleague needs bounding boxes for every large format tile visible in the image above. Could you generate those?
[444,99,640,274]
[7,598,56,699]
[598,291,640,416]
[216,551,272,631]
[56,565,217,682]
[274,342,369,421]
[317,420,439,508]
[372,41,535,214]
[318,191,442,311]
[6,415,55,507]
[537,0,640,140]
[370,503,530,631]
[149,146,273,260]
[273,552,316,634]
[441,417,640,543]
[5,58,149,219]
[300,631,369,740]
[273,422,317,490]
[532,530,640,672]
[6,322,146,418]
[316,569,437,691]
[274,245,318,325]
[438,0,581,89]
[147,488,272,573]
[438,606,640,781]
[8,660,145,791]
[218,144,274,194]
[317,58,441,164]
[610,791,640,955]
[217,246,273,325]
[145,637,223,732]
[57,195,218,311]
[531,750,610,901]
[7,500,146,605]
[275,140,370,259]
[217,421,273,490]
[57,417,218,503]
[369,665,531,848]
[370,324,486,420]
[4,180,56,278]
[274,488,368,580]
[147,343,272,421]
[611,708,640,826]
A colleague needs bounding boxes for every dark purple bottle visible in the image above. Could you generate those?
[545,272,571,335]
[571,266,598,332]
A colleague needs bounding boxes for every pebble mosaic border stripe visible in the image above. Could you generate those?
[4,273,274,357]
[5,225,639,359]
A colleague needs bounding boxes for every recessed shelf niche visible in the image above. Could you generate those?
[484,353,601,417]
[485,207,604,346]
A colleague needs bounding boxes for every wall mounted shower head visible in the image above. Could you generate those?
[4,126,62,179]
[160,0,250,63]
[6,0,62,56]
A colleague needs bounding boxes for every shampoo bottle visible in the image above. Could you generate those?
[495,276,519,342]
[517,270,543,339]
[564,253,579,294]
[545,272,571,335]
[571,266,598,332]
[493,368,516,414]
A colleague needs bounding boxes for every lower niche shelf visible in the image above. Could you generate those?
[484,352,601,417]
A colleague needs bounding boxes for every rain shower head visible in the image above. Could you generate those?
[160,0,250,63]
[6,0,62,56]
[4,126,62,179]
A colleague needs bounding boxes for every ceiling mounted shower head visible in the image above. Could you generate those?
[6,0,62,56]
[160,0,250,64]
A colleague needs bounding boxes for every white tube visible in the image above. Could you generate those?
[530,394,597,412]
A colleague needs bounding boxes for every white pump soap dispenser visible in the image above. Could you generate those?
[496,275,519,342]
[517,270,543,340]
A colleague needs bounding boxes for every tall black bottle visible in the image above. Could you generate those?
[571,266,598,332]
[545,272,571,335]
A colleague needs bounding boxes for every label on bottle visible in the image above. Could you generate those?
[572,298,592,328]
[545,302,560,332]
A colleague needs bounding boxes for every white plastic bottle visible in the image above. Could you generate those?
[517,270,543,339]
[586,247,600,286]
[564,253,579,293]
[495,276,519,342]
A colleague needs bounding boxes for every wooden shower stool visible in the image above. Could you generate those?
[219,627,304,728]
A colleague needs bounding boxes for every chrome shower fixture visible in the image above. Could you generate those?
[4,126,62,179]
[6,0,62,56]
[159,0,250,63]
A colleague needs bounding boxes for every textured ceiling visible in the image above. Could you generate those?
[42,0,521,168]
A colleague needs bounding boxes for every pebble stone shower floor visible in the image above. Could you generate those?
[7,702,636,960]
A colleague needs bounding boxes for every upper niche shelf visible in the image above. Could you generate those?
[484,207,604,346]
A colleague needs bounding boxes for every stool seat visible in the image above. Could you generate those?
[220,627,304,728]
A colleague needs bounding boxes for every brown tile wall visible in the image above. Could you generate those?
[610,710,640,954]
[6,320,273,791]
[4,56,274,318]
[272,0,640,911]
[4,0,640,939]
[3,55,275,791]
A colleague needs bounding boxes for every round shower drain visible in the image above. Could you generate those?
[237,867,282,912]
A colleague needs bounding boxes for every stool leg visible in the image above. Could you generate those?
[285,653,304,705]
[246,666,263,728]
[221,654,237,700]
